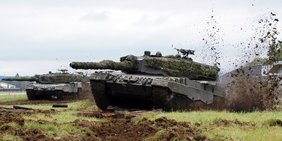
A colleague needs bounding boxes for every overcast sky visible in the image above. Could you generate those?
[0,0,281,76]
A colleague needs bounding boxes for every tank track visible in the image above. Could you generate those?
[90,80,215,111]
[90,80,110,110]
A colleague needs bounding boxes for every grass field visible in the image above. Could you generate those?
[0,91,27,102]
[138,111,282,141]
[0,92,282,141]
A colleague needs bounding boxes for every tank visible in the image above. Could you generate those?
[3,70,88,100]
[70,50,225,111]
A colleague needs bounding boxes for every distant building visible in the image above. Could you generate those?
[219,61,282,88]
[0,82,17,89]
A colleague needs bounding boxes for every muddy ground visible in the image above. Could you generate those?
[0,105,210,141]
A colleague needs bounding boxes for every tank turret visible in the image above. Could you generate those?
[70,51,219,80]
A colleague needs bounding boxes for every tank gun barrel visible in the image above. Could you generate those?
[2,77,38,82]
[70,60,137,72]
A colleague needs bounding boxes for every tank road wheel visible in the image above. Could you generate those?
[76,88,81,99]
[164,94,193,111]
[152,86,169,109]
[62,92,79,100]
[50,90,79,101]
[152,86,191,111]
[51,91,62,100]
[26,90,37,100]
[91,80,109,111]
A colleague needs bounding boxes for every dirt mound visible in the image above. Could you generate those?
[77,110,147,119]
[16,128,50,141]
[0,112,24,126]
[212,119,256,127]
[84,119,156,141]
[75,117,209,141]
[147,117,208,141]
[266,119,282,127]
[0,111,52,141]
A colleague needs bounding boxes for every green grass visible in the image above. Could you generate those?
[23,110,100,124]
[1,134,22,141]
[24,121,82,138]
[0,122,23,141]
[206,126,282,141]
[20,99,101,138]
[0,92,27,102]
[20,99,100,121]
[138,111,282,124]
[139,111,282,141]
[18,100,100,139]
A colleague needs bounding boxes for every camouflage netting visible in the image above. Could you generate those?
[37,73,87,84]
[145,58,219,80]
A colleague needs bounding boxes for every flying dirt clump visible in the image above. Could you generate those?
[202,10,223,67]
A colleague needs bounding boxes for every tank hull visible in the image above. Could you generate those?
[25,82,82,100]
[90,73,225,111]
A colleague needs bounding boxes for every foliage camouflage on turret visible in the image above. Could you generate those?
[70,53,219,80]
[144,57,219,80]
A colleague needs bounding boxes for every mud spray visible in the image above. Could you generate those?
[224,12,281,111]
[202,10,223,67]
[202,11,281,111]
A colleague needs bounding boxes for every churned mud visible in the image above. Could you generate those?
[0,111,52,141]
[76,110,206,140]
[211,119,256,127]
[74,116,209,141]
[0,106,210,141]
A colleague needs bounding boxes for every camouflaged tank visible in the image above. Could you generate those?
[70,50,225,111]
[3,70,87,100]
